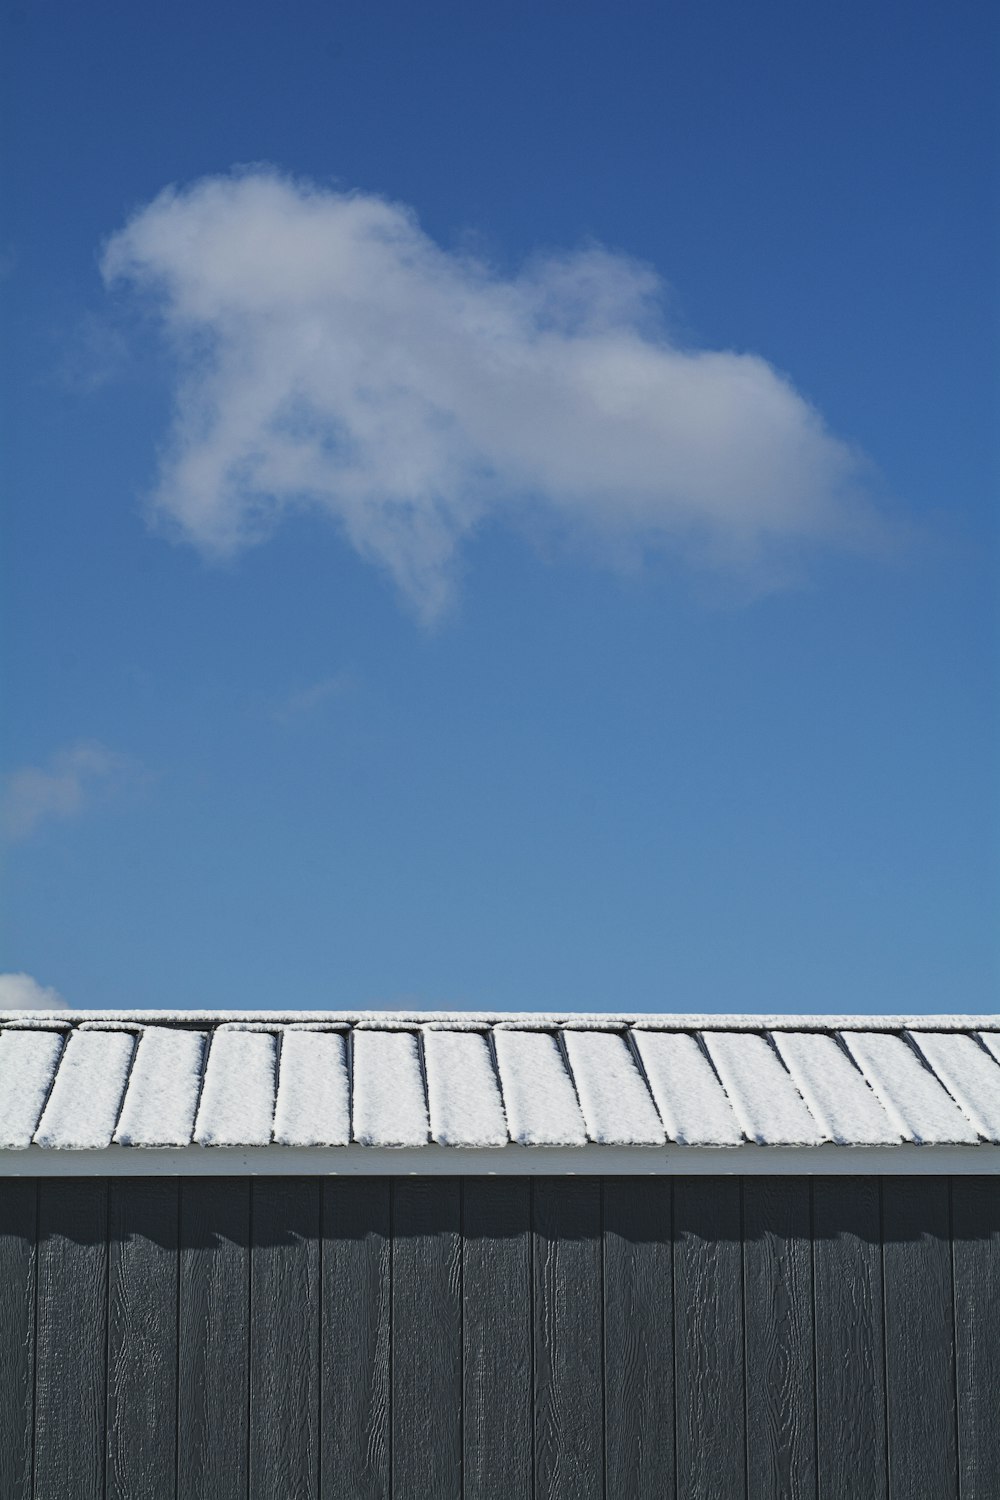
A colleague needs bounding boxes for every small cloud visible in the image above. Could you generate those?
[2,740,138,842]
[102,169,885,622]
[270,672,353,725]
[0,972,65,1010]
[55,311,130,394]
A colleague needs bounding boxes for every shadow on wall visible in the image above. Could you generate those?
[14,1174,1000,1249]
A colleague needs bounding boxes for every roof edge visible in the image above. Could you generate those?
[2,1143,997,1177]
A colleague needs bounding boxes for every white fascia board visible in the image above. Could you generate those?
[0,1143,997,1176]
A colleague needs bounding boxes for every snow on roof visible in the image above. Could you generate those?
[0,1011,997,1157]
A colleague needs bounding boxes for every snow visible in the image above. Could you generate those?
[423,1029,508,1147]
[702,1032,825,1146]
[193,1028,276,1147]
[272,1030,350,1147]
[493,1029,587,1146]
[908,1032,1000,1143]
[34,1029,136,1149]
[843,1031,980,1145]
[979,1032,1000,1069]
[7,1012,998,1157]
[351,1029,428,1147]
[114,1027,206,1147]
[7,1008,994,1030]
[562,1031,664,1145]
[773,1031,900,1146]
[631,1031,743,1146]
[0,1029,64,1148]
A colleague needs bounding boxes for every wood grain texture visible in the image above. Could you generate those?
[533,1177,604,1500]
[813,1177,887,1500]
[106,1179,178,1500]
[743,1177,816,1500]
[2,1171,997,1499]
[177,1177,250,1500]
[883,1176,958,1500]
[249,1179,321,1499]
[463,1178,533,1500]
[321,1179,391,1500]
[34,1179,108,1500]
[0,1180,36,1500]
[603,1178,674,1499]
[392,1178,462,1499]
[952,1177,1000,1500]
[673,1177,745,1500]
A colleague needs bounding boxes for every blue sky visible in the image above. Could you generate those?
[2,0,997,1013]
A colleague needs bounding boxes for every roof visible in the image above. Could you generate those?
[1,1010,998,1175]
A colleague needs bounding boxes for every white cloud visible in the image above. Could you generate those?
[0,973,65,1010]
[2,741,133,842]
[103,169,878,619]
[270,671,353,724]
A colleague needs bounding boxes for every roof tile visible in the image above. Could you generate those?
[842,1031,980,1145]
[193,1029,276,1147]
[35,1030,135,1149]
[563,1031,664,1145]
[0,1011,995,1154]
[702,1032,825,1146]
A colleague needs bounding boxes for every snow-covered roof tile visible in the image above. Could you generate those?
[978,1031,1000,1069]
[114,1027,206,1147]
[772,1031,901,1146]
[563,1030,664,1145]
[424,1029,508,1146]
[0,1029,64,1148]
[842,1031,980,1145]
[34,1029,135,1149]
[907,1032,1000,1143]
[702,1032,825,1146]
[193,1028,276,1147]
[631,1030,743,1145]
[352,1029,428,1147]
[493,1029,587,1146]
[272,1029,350,1147]
[0,1010,996,1158]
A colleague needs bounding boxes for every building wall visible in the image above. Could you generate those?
[0,1175,997,1499]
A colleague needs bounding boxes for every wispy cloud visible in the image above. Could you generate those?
[270,672,354,725]
[55,310,131,394]
[2,741,137,841]
[0,972,65,1010]
[103,169,881,620]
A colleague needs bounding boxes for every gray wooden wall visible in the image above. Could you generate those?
[0,1175,996,1500]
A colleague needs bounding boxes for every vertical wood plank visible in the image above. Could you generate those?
[34,1179,108,1500]
[813,1177,887,1500]
[0,1180,36,1500]
[603,1177,674,1500]
[743,1178,816,1500]
[673,1177,745,1500]
[321,1179,391,1500]
[952,1177,1000,1500]
[463,1177,533,1500]
[178,1177,250,1500]
[533,1177,603,1500]
[883,1177,957,1500]
[107,1179,179,1500]
[9,1165,990,1500]
[250,1179,321,1500]
[392,1178,462,1500]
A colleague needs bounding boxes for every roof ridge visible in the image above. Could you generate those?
[1,1010,997,1030]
